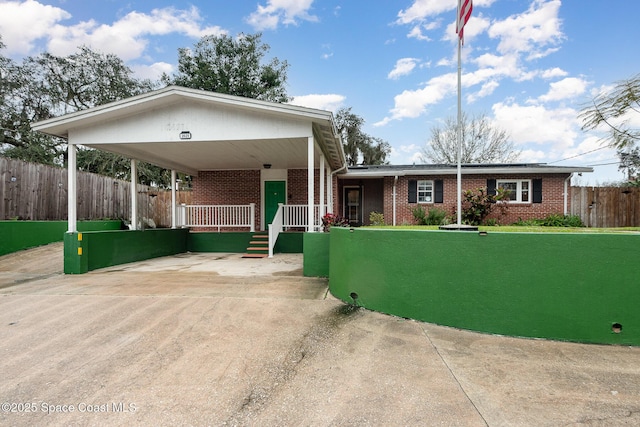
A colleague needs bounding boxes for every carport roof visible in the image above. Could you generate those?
[32,86,347,175]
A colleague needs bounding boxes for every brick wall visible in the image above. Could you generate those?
[336,174,571,226]
[192,170,261,231]
[391,174,570,225]
[193,169,338,230]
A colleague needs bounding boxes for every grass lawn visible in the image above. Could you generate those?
[365,225,640,234]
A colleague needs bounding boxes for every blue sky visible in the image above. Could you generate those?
[1,0,639,184]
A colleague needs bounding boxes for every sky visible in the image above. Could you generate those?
[1,0,639,185]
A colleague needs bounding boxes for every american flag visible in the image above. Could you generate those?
[456,0,473,44]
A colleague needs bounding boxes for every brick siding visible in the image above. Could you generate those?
[193,169,338,230]
[388,174,571,225]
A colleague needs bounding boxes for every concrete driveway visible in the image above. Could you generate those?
[1,243,639,426]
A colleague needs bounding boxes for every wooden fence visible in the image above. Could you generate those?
[1,157,191,227]
[571,186,640,227]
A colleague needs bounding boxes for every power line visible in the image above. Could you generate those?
[547,145,610,164]
[587,161,621,167]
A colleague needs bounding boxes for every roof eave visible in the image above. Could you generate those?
[343,165,594,178]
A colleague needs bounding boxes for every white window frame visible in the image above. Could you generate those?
[497,179,531,203]
[417,180,434,204]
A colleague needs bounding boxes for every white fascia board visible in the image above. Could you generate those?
[343,165,594,178]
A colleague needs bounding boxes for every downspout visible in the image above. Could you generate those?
[330,163,348,214]
[393,175,398,226]
[564,173,573,216]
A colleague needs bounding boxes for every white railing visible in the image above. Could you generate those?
[178,203,255,232]
[269,204,323,257]
[282,204,322,231]
[268,203,284,258]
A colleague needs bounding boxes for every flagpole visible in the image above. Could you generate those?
[456,5,463,226]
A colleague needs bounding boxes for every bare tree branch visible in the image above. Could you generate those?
[421,113,520,164]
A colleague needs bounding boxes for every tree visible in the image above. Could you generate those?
[580,73,640,149]
[0,45,176,186]
[163,33,290,103]
[422,113,520,164]
[617,144,640,183]
[335,107,391,166]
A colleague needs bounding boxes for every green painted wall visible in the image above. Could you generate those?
[275,232,303,253]
[188,232,253,252]
[329,227,640,346]
[303,232,330,277]
[64,228,188,274]
[0,220,123,256]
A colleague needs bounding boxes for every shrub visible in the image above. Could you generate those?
[369,211,385,226]
[411,205,427,225]
[425,208,449,225]
[411,206,449,225]
[322,213,349,232]
[512,214,584,227]
[461,187,508,226]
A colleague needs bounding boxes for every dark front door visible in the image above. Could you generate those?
[265,180,286,225]
[344,187,362,225]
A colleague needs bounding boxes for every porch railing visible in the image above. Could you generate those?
[268,203,284,258]
[269,204,323,257]
[282,204,322,231]
[178,203,255,232]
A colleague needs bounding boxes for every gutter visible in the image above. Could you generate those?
[564,173,573,216]
[393,175,398,226]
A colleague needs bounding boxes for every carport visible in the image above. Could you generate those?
[32,86,346,271]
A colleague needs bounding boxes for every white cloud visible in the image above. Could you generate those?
[246,0,317,31]
[488,0,563,58]
[540,67,568,79]
[538,77,588,102]
[442,14,491,44]
[388,58,419,80]
[0,3,225,61]
[467,80,499,103]
[492,101,578,148]
[289,94,345,111]
[131,62,174,80]
[375,72,457,126]
[396,0,453,25]
[49,6,225,60]
[0,0,70,55]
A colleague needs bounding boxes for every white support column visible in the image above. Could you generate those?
[307,136,315,232]
[319,154,325,219]
[327,166,332,215]
[130,159,138,230]
[67,143,77,233]
[171,169,177,229]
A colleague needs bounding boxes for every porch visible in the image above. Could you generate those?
[177,203,324,257]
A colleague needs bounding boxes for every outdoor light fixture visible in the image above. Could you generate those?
[179,131,192,140]
[263,164,271,169]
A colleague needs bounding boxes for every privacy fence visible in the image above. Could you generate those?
[1,157,191,227]
[3,158,639,228]
[571,186,640,227]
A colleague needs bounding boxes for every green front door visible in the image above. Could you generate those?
[265,181,286,225]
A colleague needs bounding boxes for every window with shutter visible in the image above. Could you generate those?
[408,180,417,203]
[533,179,542,203]
[434,180,443,203]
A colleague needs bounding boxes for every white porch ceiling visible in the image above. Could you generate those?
[89,137,316,176]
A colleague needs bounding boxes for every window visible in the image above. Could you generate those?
[417,180,434,203]
[497,179,530,203]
